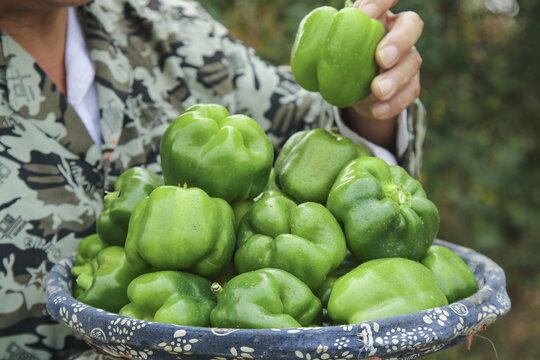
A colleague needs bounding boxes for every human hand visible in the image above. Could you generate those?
[350,0,423,120]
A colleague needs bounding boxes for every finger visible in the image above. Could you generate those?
[353,0,399,18]
[371,47,422,101]
[371,72,421,120]
[376,11,424,69]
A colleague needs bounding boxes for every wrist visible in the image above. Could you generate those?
[344,105,397,153]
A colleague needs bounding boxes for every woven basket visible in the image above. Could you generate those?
[46,239,510,360]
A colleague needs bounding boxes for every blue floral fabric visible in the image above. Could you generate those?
[46,239,510,360]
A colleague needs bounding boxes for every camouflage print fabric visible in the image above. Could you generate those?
[0,0,425,359]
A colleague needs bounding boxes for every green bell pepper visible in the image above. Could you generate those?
[210,268,322,329]
[71,245,151,313]
[274,128,368,204]
[73,233,107,269]
[290,1,385,107]
[230,199,254,231]
[315,250,358,307]
[327,156,439,262]
[160,103,274,202]
[421,245,479,303]
[71,233,108,299]
[230,168,283,230]
[235,191,346,290]
[315,250,359,325]
[263,167,281,192]
[328,258,448,324]
[124,185,235,279]
[97,167,163,246]
[119,271,216,326]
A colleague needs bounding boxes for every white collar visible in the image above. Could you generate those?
[65,7,101,149]
[65,7,96,106]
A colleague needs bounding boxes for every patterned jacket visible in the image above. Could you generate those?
[0,0,425,358]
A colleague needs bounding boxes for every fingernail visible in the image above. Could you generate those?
[373,102,390,118]
[376,78,395,99]
[360,2,378,18]
[379,45,399,68]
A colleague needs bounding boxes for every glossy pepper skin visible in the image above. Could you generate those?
[73,233,107,269]
[71,246,151,313]
[124,185,236,279]
[230,199,254,231]
[235,191,346,290]
[160,103,274,202]
[97,167,163,246]
[71,234,108,299]
[290,1,385,107]
[274,128,368,204]
[315,251,358,307]
[210,268,322,329]
[315,250,359,325]
[327,156,440,263]
[229,168,283,230]
[328,258,448,324]
[421,245,479,303]
[119,271,216,326]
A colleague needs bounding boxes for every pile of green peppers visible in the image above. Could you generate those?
[71,102,478,329]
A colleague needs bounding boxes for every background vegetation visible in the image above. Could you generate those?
[197,0,539,358]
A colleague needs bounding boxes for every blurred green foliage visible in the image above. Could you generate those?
[198,0,539,358]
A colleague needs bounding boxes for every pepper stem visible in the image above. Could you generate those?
[211,282,223,296]
[396,187,407,204]
[345,0,354,8]
[383,183,411,207]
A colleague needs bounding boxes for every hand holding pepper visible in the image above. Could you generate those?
[349,0,424,122]
[291,0,424,150]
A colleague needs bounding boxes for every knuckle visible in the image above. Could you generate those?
[407,11,424,30]
[398,97,409,111]
[412,81,421,99]
[386,106,401,120]
[412,48,423,67]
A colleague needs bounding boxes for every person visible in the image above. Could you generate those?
[0,0,425,358]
